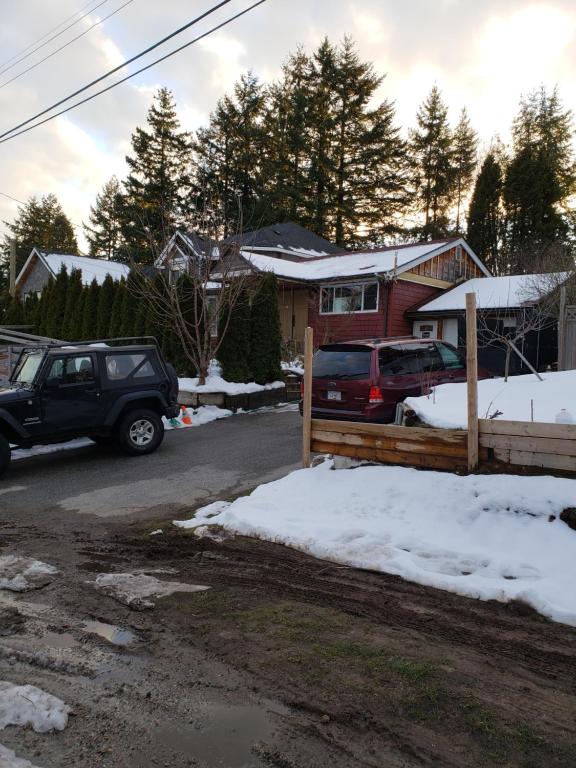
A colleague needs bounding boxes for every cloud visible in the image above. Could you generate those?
[1,0,575,252]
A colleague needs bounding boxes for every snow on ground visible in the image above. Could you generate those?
[405,369,576,428]
[0,682,70,733]
[164,405,232,429]
[178,375,285,396]
[93,572,210,610]
[0,743,44,768]
[174,460,576,626]
[281,361,304,377]
[0,557,57,592]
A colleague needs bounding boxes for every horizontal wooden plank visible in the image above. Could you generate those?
[311,439,467,472]
[479,419,576,441]
[311,419,467,445]
[493,447,576,473]
[481,433,576,458]
[311,428,468,459]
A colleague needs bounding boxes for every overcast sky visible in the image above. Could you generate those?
[1,0,575,252]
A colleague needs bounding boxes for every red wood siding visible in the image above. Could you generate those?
[306,279,441,343]
[386,280,440,336]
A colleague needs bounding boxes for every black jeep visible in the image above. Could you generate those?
[0,339,180,477]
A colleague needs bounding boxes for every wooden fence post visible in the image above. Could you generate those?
[558,285,567,372]
[466,292,479,472]
[302,326,313,468]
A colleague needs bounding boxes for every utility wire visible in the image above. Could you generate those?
[0,191,25,205]
[0,0,108,69]
[0,0,113,77]
[0,0,233,142]
[0,0,136,91]
[0,0,268,146]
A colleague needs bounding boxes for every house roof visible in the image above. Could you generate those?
[16,249,129,290]
[241,238,487,282]
[414,273,566,313]
[223,222,341,258]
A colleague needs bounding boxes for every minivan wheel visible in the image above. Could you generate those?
[116,409,164,456]
[0,435,11,478]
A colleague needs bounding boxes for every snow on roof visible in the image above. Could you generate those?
[224,221,341,257]
[416,273,565,313]
[243,240,455,281]
[42,253,130,285]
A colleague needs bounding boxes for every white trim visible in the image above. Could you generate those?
[319,281,380,316]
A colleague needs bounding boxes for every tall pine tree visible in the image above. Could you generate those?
[84,177,125,260]
[452,108,478,233]
[467,152,504,274]
[123,88,192,261]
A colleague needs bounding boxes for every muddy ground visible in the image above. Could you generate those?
[1,508,575,768]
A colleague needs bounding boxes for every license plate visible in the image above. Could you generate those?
[327,390,342,401]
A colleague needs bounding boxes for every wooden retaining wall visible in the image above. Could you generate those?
[478,419,576,474]
[310,419,471,472]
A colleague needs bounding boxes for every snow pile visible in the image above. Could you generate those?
[0,682,70,733]
[94,572,210,610]
[179,375,285,396]
[405,369,576,428]
[0,557,57,592]
[0,743,44,768]
[174,461,576,626]
[163,405,232,430]
[281,361,304,377]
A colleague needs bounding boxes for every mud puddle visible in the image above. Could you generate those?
[153,701,287,767]
[83,620,138,646]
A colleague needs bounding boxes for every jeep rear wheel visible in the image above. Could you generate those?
[116,409,164,456]
[0,435,11,478]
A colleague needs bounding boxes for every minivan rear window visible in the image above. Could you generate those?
[313,345,372,380]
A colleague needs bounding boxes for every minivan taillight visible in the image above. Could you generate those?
[369,385,383,404]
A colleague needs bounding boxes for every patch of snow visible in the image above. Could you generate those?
[178,375,285,396]
[163,405,232,430]
[406,369,576,428]
[174,500,231,529]
[0,682,70,733]
[281,361,304,376]
[148,529,163,536]
[11,439,93,461]
[93,572,210,610]
[0,743,44,767]
[0,557,57,592]
[173,461,576,626]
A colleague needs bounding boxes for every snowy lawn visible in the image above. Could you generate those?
[174,460,576,626]
[405,369,576,428]
[178,375,285,396]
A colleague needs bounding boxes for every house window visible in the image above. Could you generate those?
[320,282,379,315]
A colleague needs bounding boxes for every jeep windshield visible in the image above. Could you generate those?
[11,351,44,386]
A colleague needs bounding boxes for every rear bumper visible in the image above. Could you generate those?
[299,401,395,424]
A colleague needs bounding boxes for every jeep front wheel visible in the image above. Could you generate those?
[0,435,11,478]
[116,409,164,456]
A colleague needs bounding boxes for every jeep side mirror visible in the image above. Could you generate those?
[44,376,60,390]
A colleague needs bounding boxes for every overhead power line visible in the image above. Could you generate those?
[0,0,113,77]
[0,0,268,145]
[0,191,25,205]
[0,0,136,91]
[0,0,233,142]
[0,0,108,70]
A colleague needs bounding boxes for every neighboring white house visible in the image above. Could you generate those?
[15,249,130,298]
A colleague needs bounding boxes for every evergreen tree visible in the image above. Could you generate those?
[84,177,125,260]
[218,288,252,382]
[452,108,478,232]
[23,292,40,327]
[123,88,192,261]
[45,265,70,339]
[2,194,78,274]
[61,269,84,341]
[409,86,454,239]
[36,276,54,337]
[81,279,100,340]
[97,274,116,338]
[108,279,126,337]
[467,153,504,274]
[119,274,139,338]
[4,296,25,325]
[249,273,282,384]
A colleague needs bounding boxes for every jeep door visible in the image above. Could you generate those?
[41,354,102,435]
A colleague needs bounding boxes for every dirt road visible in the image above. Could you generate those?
[1,410,575,767]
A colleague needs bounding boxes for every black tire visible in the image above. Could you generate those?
[0,435,11,478]
[115,408,164,456]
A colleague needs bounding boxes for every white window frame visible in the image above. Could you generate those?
[319,282,379,316]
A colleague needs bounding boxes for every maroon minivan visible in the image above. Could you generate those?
[305,337,483,423]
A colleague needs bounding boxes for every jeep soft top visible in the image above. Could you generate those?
[0,337,180,477]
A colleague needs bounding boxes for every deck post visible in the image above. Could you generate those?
[466,292,479,472]
[302,326,313,468]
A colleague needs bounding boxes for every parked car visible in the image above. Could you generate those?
[301,337,489,423]
[0,340,180,476]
